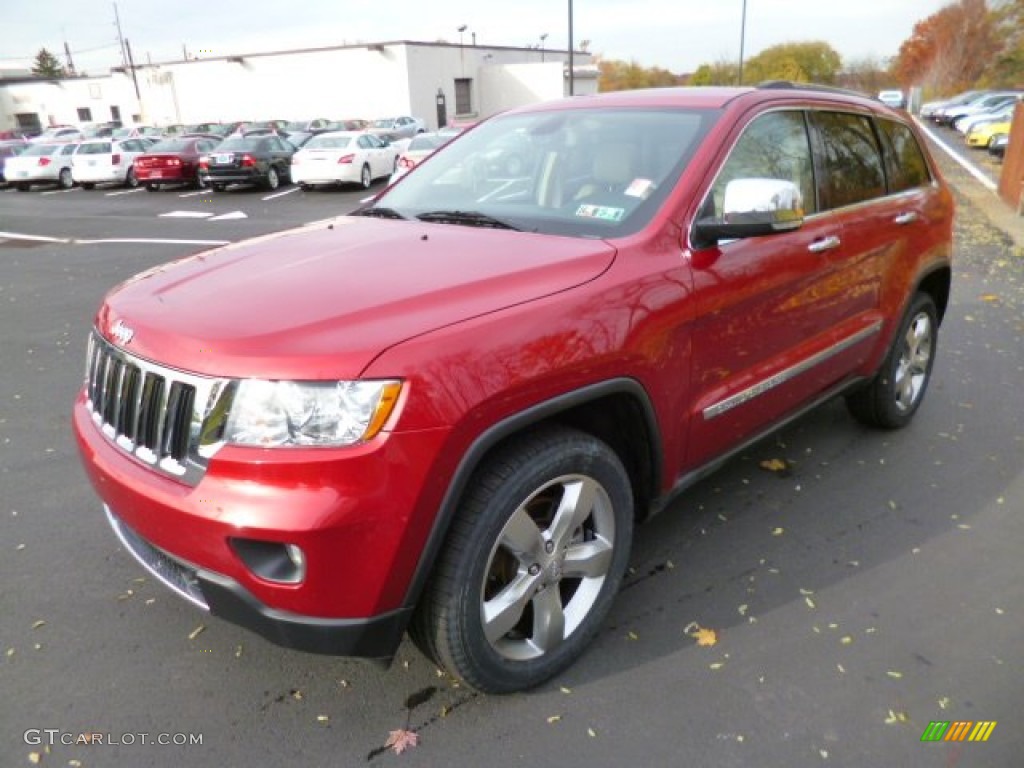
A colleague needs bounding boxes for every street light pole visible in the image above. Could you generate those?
[568,0,574,95]
[738,0,747,85]
[540,33,548,63]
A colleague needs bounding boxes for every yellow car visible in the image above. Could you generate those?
[966,120,1011,148]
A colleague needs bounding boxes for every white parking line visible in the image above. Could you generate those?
[178,190,207,198]
[105,188,147,197]
[159,211,215,218]
[0,231,71,243]
[262,187,300,201]
[208,211,247,221]
[0,230,229,246]
[40,188,81,196]
[914,118,998,193]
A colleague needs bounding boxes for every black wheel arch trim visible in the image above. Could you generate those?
[399,377,663,615]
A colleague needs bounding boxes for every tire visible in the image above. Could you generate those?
[265,167,279,190]
[360,163,371,189]
[146,183,160,192]
[16,183,30,192]
[58,168,73,190]
[411,426,634,693]
[846,293,938,429]
[299,183,311,191]
[81,183,95,190]
[124,167,138,188]
[194,175,208,190]
[211,183,225,192]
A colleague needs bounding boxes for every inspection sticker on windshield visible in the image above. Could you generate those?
[624,178,655,198]
[575,204,625,222]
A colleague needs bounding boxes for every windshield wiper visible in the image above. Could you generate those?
[349,206,407,220]
[416,210,519,231]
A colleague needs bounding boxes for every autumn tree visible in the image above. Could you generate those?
[893,0,996,94]
[987,0,1024,87]
[32,47,66,78]
[598,58,685,91]
[741,41,842,85]
[839,56,895,95]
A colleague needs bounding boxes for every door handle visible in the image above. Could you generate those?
[894,212,918,225]
[808,235,841,253]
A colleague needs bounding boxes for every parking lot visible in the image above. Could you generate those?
[2,136,1023,766]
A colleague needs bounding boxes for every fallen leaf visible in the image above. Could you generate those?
[799,588,814,596]
[28,753,41,765]
[709,661,725,670]
[31,620,46,630]
[587,727,597,737]
[979,294,999,302]
[291,690,303,701]
[884,709,909,725]
[235,645,243,658]
[560,686,572,694]
[385,728,419,754]
[694,627,718,647]
[627,631,639,641]
[759,458,789,473]
[820,749,829,759]
[546,715,562,724]
[805,597,816,610]
[771,527,784,536]
[738,604,748,616]
[188,625,205,641]
[840,635,853,645]
[317,715,329,723]
[886,670,903,679]
[837,663,846,674]
[938,697,950,710]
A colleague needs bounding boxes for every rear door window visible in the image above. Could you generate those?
[811,112,885,209]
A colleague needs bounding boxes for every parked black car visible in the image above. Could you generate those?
[202,134,296,190]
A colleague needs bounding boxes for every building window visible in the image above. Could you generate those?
[454,78,472,115]
[15,113,42,133]
[77,107,93,122]
[110,105,121,122]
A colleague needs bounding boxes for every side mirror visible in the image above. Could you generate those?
[693,178,804,248]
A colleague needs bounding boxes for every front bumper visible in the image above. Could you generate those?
[73,393,450,659]
[106,506,410,659]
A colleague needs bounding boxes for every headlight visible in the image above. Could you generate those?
[225,379,402,447]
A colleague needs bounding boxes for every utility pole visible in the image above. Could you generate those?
[63,41,76,75]
[125,38,142,122]
[568,0,574,96]
[113,2,128,69]
[738,0,747,85]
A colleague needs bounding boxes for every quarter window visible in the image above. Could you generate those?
[877,119,931,192]
[813,112,885,209]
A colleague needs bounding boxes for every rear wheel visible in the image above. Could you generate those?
[16,183,31,192]
[360,163,372,189]
[58,168,73,189]
[146,183,160,192]
[846,293,938,429]
[411,427,633,693]
[265,167,280,190]
[211,183,225,192]
[124,167,138,188]
[81,183,95,190]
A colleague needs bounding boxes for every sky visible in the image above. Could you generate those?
[2,0,953,76]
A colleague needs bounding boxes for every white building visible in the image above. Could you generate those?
[0,73,142,135]
[0,40,598,135]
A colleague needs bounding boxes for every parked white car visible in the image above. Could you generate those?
[877,90,905,109]
[290,131,400,189]
[5,142,79,190]
[30,126,83,144]
[368,116,426,139]
[71,138,151,189]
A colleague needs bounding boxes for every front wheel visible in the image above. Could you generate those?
[81,183,95,190]
[124,167,138,188]
[265,167,279,190]
[360,163,372,189]
[846,293,938,429]
[146,183,160,192]
[58,168,73,189]
[411,427,634,693]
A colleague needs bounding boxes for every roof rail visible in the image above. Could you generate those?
[757,80,867,99]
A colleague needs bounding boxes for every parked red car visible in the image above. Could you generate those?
[135,136,222,190]
[74,84,953,693]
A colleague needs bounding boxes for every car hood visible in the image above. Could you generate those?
[97,216,617,379]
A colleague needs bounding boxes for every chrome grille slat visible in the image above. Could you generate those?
[83,331,230,486]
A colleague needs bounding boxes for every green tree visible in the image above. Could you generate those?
[598,58,684,91]
[32,47,66,78]
[689,59,739,86]
[742,41,842,85]
[987,0,1024,87]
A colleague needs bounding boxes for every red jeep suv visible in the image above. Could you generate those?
[73,84,953,693]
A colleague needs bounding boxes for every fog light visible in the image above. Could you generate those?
[230,538,307,584]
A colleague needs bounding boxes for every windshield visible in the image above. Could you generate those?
[369,106,716,238]
[76,142,113,155]
[407,134,446,151]
[148,139,191,152]
[215,138,259,151]
[372,119,395,128]
[22,144,60,156]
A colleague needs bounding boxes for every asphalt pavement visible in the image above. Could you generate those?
[1,139,1022,768]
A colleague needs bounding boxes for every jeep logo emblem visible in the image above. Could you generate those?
[111,320,134,345]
